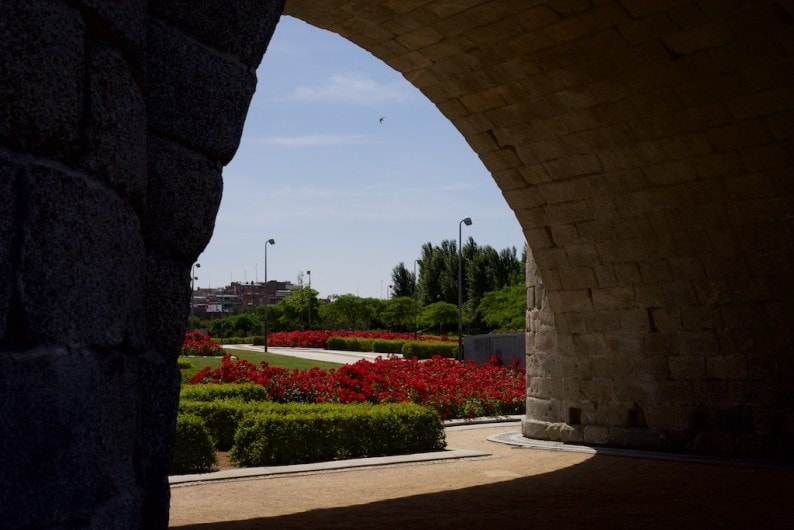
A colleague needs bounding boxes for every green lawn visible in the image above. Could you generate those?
[183,347,343,372]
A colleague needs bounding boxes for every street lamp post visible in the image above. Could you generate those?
[190,262,200,318]
[413,259,420,340]
[264,239,275,352]
[307,270,311,329]
[458,217,472,360]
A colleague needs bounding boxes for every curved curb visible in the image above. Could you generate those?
[169,420,524,487]
[487,431,794,470]
[169,447,490,487]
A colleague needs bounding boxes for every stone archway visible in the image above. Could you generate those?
[282,0,794,455]
[1,1,792,527]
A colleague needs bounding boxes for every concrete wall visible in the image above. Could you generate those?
[1,0,792,527]
[464,333,526,368]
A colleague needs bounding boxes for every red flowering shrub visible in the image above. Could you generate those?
[181,331,225,357]
[265,330,454,348]
[189,354,525,420]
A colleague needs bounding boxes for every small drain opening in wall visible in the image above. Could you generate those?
[569,407,582,425]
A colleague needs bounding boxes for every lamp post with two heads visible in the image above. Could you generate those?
[458,217,472,360]
[307,270,312,329]
[263,239,275,352]
[413,259,420,340]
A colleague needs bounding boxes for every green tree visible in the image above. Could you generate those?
[477,284,527,331]
[380,296,415,331]
[418,240,458,305]
[390,263,415,298]
[231,313,259,336]
[420,301,459,334]
[411,239,526,333]
[319,293,376,330]
[279,272,318,330]
[186,314,204,331]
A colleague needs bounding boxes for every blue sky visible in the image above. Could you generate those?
[196,16,525,299]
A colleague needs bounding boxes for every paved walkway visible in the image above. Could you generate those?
[169,421,792,529]
[221,344,401,364]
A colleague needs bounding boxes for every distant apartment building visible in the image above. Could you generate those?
[191,280,293,319]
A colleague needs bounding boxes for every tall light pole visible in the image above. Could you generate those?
[263,238,275,352]
[190,262,200,318]
[388,284,393,299]
[413,259,420,340]
[458,217,472,360]
[306,270,311,329]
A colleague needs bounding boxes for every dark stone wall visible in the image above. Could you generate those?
[0,1,284,527]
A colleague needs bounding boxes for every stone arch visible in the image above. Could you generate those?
[1,0,792,527]
[283,0,794,455]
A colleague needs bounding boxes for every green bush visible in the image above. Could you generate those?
[215,336,257,345]
[230,402,445,467]
[177,358,192,370]
[178,394,352,450]
[180,383,268,402]
[179,400,254,451]
[372,339,405,354]
[170,414,217,475]
[401,340,458,359]
[326,336,375,352]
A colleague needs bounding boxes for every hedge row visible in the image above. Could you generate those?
[174,384,446,471]
[170,414,217,474]
[326,337,457,359]
[326,336,374,352]
[232,403,445,466]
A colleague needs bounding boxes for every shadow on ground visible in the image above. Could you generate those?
[173,452,791,529]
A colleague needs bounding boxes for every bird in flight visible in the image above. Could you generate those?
[379,116,385,124]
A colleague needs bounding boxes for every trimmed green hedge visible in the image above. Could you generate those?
[372,339,405,354]
[211,336,256,345]
[176,383,447,468]
[178,398,342,451]
[401,341,457,359]
[170,414,217,474]
[180,383,269,402]
[230,402,445,466]
[179,400,255,451]
[326,336,374,352]
[322,337,457,359]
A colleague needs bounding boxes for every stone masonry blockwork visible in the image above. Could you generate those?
[0,1,284,527]
[0,0,792,527]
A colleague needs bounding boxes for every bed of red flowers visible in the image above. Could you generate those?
[181,331,225,356]
[189,354,525,420]
[267,329,452,348]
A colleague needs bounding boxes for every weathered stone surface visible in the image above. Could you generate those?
[144,136,223,261]
[149,0,284,68]
[0,1,284,527]
[0,158,17,343]
[0,1,84,162]
[84,39,147,212]
[145,18,258,164]
[1,0,793,526]
[19,163,146,348]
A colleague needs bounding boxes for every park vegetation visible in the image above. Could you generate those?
[186,239,528,338]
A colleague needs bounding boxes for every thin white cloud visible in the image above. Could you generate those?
[246,133,371,148]
[289,73,414,104]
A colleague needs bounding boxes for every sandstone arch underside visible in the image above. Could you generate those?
[284,0,794,456]
[0,0,792,527]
